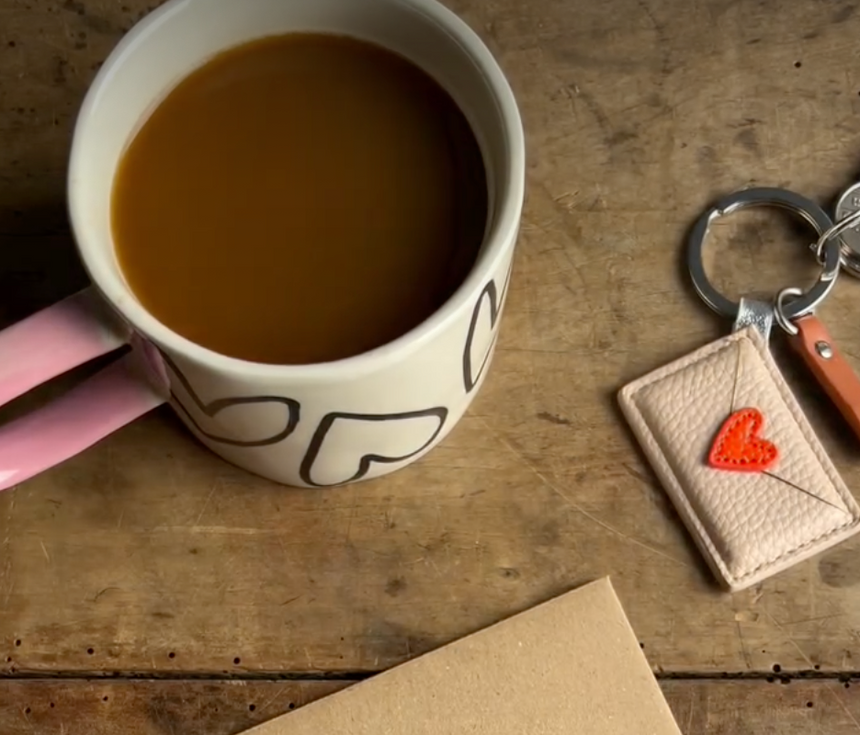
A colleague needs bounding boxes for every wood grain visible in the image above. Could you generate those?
[3,0,860,682]
[1,679,859,734]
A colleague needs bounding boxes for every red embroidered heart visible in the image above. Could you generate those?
[708,407,778,473]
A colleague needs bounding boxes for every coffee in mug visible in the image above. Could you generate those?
[113,33,488,365]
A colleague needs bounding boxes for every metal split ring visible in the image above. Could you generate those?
[774,287,802,336]
[687,187,841,321]
[814,206,860,263]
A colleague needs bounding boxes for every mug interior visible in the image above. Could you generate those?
[68,0,523,377]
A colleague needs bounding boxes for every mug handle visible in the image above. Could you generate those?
[0,287,168,492]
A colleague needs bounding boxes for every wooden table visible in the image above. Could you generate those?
[3,0,860,731]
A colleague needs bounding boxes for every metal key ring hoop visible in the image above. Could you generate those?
[687,188,841,321]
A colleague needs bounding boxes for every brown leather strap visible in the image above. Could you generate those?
[789,315,860,440]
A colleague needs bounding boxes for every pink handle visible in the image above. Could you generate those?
[0,288,167,492]
[0,288,127,408]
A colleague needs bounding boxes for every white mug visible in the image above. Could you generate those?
[0,0,525,490]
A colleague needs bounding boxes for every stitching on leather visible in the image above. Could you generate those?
[736,329,859,580]
[620,339,741,584]
[619,328,860,588]
[620,337,740,582]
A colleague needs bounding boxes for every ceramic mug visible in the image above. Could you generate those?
[0,0,525,491]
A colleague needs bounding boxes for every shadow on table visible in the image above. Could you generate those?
[0,200,89,330]
[0,198,98,423]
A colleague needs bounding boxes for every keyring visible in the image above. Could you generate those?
[687,187,841,321]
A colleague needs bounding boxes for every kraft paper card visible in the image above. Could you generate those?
[242,577,681,735]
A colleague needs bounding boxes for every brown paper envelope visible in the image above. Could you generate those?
[243,578,681,735]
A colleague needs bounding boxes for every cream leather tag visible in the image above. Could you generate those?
[619,326,860,591]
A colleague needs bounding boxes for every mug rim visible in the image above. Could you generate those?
[68,0,525,381]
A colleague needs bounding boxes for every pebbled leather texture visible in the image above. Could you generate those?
[619,326,860,592]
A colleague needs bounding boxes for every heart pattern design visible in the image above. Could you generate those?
[462,257,514,393]
[159,350,300,447]
[708,407,778,473]
[299,407,448,487]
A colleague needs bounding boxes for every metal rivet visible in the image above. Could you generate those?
[815,341,833,360]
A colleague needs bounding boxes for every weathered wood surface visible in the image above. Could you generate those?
[3,0,860,684]
[1,679,859,734]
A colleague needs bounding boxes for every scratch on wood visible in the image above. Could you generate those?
[762,610,813,664]
[2,498,14,610]
[621,462,652,486]
[685,688,695,734]
[93,586,120,602]
[16,705,30,729]
[344,486,358,545]
[735,620,752,670]
[152,525,276,535]
[537,411,571,426]
[193,481,219,526]
[760,607,860,729]
[475,417,689,567]
[780,613,845,627]
[257,686,290,715]
[827,686,860,732]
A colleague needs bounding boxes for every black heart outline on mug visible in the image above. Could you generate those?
[462,257,514,393]
[159,351,300,447]
[299,407,449,487]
